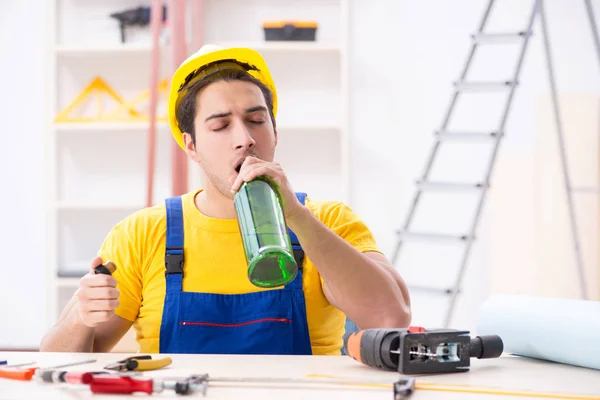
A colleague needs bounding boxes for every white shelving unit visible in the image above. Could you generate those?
[45,0,351,341]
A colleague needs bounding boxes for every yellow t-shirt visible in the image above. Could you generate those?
[98,189,381,355]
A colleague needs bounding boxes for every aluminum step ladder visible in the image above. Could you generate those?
[390,0,600,328]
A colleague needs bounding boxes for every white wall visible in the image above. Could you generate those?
[1,0,600,348]
[0,0,48,348]
[347,0,600,330]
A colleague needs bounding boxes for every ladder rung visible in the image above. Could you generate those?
[416,180,487,191]
[406,285,460,295]
[572,186,600,194]
[471,31,531,44]
[436,131,503,141]
[396,231,472,242]
[454,81,516,91]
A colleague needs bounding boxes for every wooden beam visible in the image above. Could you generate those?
[168,0,189,196]
[145,0,163,207]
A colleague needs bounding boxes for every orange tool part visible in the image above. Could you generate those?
[0,362,37,380]
[0,359,96,381]
[0,366,38,381]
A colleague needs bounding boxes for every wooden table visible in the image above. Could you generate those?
[0,352,599,399]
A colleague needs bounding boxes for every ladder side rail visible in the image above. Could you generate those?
[539,0,588,300]
[443,0,542,328]
[391,0,499,265]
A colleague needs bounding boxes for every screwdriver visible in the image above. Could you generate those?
[0,362,38,381]
[94,261,116,275]
[36,370,109,385]
[1,359,96,381]
[33,359,97,383]
[89,374,208,396]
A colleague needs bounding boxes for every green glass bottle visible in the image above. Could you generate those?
[233,176,298,288]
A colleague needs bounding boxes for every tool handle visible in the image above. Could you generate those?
[64,372,95,385]
[94,261,116,275]
[36,369,97,384]
[470,335,504,359]
[345,329,399,371]
[90,376,154,394]
[0,367,38,381]
[130,357,172,371]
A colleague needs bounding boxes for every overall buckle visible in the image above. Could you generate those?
[165,248,184,275]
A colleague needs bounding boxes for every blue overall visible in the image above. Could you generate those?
[158,193,313,355]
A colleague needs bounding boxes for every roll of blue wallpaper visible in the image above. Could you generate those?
[476,294,600,370]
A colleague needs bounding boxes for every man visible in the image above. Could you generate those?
[40,45,411,355]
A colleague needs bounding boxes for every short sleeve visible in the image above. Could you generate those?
[97,217,143,322]
[319,202,382,254]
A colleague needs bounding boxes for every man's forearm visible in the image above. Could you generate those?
[287,207,411,329]
[39,297,95,352]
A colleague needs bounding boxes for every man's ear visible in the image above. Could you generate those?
[183,132,200,162]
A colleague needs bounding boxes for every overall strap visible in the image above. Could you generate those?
[165,197,185,279]
[286,192,307,290]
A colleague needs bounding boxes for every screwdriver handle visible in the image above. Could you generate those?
[64,371,96,385]
[90,376,154,394]
[36,369,97,384]
[94,261,116,276]
[0,367,38,381]
[128,356,172,371]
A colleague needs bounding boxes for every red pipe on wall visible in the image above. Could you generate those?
[168,0,189,196]
[191,0,204,51]
[145,0,163,208]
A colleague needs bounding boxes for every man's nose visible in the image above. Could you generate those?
[232,122,256,150]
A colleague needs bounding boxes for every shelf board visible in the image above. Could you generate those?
[217,41,341,53]
[53,43,166,56]
[52,41,340,56]
[53,121,169,132]
[56,202,144,211]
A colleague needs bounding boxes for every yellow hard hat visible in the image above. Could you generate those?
[167,44,277,150]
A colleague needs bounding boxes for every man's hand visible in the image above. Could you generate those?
[230,156,305,221]
[75,256,120,327]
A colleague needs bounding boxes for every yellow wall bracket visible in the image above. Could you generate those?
[103,79,170,122]
[54,77,143,123]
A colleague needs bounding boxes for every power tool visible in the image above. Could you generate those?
[109,6,167,43]
[345,326,503,375]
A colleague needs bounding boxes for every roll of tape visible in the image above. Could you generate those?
[476,294,600,370]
